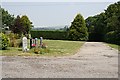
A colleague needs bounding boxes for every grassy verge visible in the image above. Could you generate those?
[106,43,119,50]
[0,40,84,57]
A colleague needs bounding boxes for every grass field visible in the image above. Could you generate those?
[0,40,84,57]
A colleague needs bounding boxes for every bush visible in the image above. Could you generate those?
[7,33,23,47]
[30,30,68,40]
[7,33,18,47]
[7,33,20,39]
[0,33,10,50]
[17,39,22,47]
[105,31,117,44]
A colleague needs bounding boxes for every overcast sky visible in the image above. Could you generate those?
[1,1,119,27]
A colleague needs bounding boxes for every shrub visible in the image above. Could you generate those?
[105,31,117,44]
[17,39,22,47]
[7,33,17,47]
[30,30,68,40]
[7,33,23,47]
[0,33,10,50]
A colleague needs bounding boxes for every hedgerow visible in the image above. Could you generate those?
[30,30,68,40]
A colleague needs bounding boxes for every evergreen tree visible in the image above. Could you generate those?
[68,13,88,41]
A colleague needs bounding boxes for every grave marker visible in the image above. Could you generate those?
[40,37,43,47]
[35,38,38,48]
[22,37,27,52]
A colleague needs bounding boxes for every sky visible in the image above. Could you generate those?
[1,0,119,28]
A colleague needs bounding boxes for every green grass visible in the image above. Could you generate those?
[0,40,84,57]
[42,40,84,56]
[106,43,119,50]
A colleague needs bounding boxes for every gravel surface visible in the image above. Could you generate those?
[2,42,118,78]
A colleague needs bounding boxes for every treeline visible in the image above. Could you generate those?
[85,1,120,45]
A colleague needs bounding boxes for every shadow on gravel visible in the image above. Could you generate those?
[103,55,114,58]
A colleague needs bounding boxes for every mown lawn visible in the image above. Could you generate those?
[0,40,84,57]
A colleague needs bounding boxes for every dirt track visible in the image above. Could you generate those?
[1,42,118,78]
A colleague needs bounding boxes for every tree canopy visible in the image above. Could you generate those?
[20,15,33,35]
[85,1,120,44]
[1,8,33,37]
[68,13,88,41]
[1,8,14,30]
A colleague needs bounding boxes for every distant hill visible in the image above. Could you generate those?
[32,25,69,31]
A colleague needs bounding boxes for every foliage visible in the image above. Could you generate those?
[7,33,21,47]
[11,15,22,35]
[105,1,120,45]
[11,15,33,37]
[1,8,14,30]
[85,1,120,44]
[0,33,10,50]
[68,13,88,41]
[20,15,33,35]
[30,30,68,40]
[2,7,33,37]
[105,31,118,44]
[85,13,106,41]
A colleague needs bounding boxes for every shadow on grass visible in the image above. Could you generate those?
[18,48,22,51]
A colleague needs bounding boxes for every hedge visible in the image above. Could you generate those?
[30,30,68,40]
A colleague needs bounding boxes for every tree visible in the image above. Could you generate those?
[20,15,33,35]
[104,1,120,44]
[85,16,97,41]
[2,8,15,30]
[68,13,88,41]
[12,15,23,35]
[86,13,107,41]
[94,13,107,41]
[85,1,120,44]
[11,15,33,37]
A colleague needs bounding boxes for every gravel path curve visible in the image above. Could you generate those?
[2,42,118,78]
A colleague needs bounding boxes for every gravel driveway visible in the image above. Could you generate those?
[1,42,118,78]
